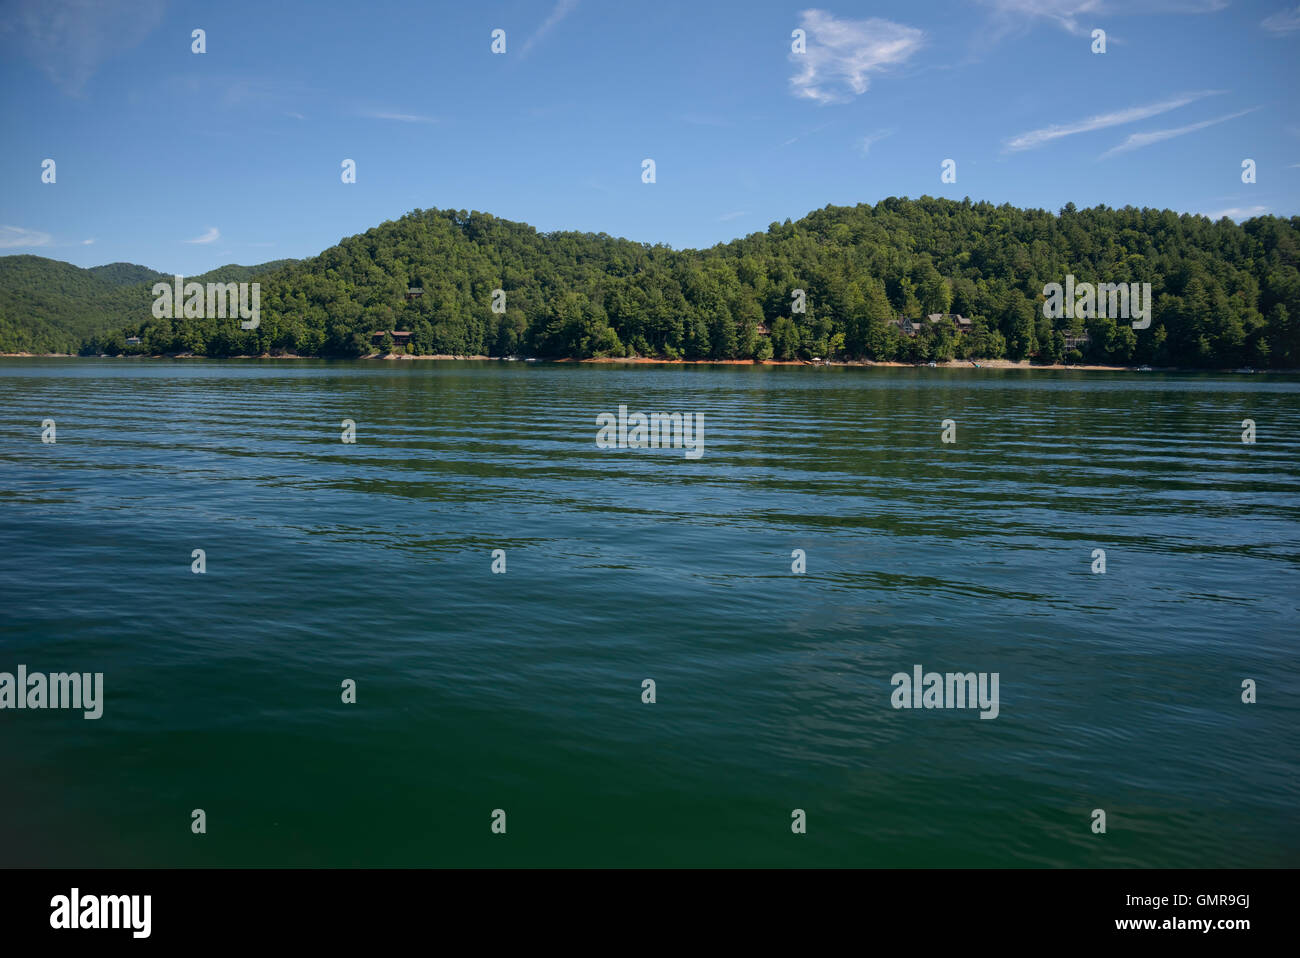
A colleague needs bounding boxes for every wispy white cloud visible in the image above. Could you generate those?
[977,0,1226,40]
[682,113,732,127]
[0,0,166,96]
[163,74,317,113]
[285,112,306,121]
[858,129,894,155]
[780,121,833,148]
[1099,106,1260,158]
[0,225,52,249]
[976,0,1106,38]
[81,238,95,245]
[788,10,924,105]
[1141,0,1228,8]
[1262,5,1300,32]
[521,0,579,57]
[184,227,220,245]
[1004,90,1221,152]
[364,111,437,124]
[1204,205,1269,220]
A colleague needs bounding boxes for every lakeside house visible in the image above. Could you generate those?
[890,314,973,337]
[755,322,770,336]
[371,330,413,347]
[405,281,424,301]
[125,336,142,346]
[1027,330,1091,359]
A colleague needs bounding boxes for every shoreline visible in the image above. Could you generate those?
[0,352,1289,374]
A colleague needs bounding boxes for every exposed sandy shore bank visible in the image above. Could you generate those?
[571,356,1168,372]
[2,352,1287,373]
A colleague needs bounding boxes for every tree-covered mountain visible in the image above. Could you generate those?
[0,256,160,353]
[5,197,1298,367]
[86,262,169,287]
[0,256,297,353]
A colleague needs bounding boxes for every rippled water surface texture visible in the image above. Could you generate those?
[1,359,1297,866]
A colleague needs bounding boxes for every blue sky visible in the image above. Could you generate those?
[2,0,1298,274]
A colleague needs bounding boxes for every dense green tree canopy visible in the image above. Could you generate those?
[0,257,296,354]
[3,198,1297,368]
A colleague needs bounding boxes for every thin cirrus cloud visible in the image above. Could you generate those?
[780,121,833,148]
[1003,91,1222,152]
[976,0,1227,39]
[682,113,733,128]
[184,228,220,245]
[788,10,924,105]
[858,129,894,155]
[0,0,167,96]
[365,111,438,124]
[520,0,580,57]
[976,0,1108,38]
[1099,107,1261,158]
[0,225,52,249]
[1204,205,1270,220]
[1261,5,1300,32]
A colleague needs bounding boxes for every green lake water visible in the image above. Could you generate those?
[1,359,1296,867]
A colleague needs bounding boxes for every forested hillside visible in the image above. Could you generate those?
[6,198,1299,367]
[0,256,163,353]
[0,257,295,353]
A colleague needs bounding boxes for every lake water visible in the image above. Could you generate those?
[1,358,1297,867]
